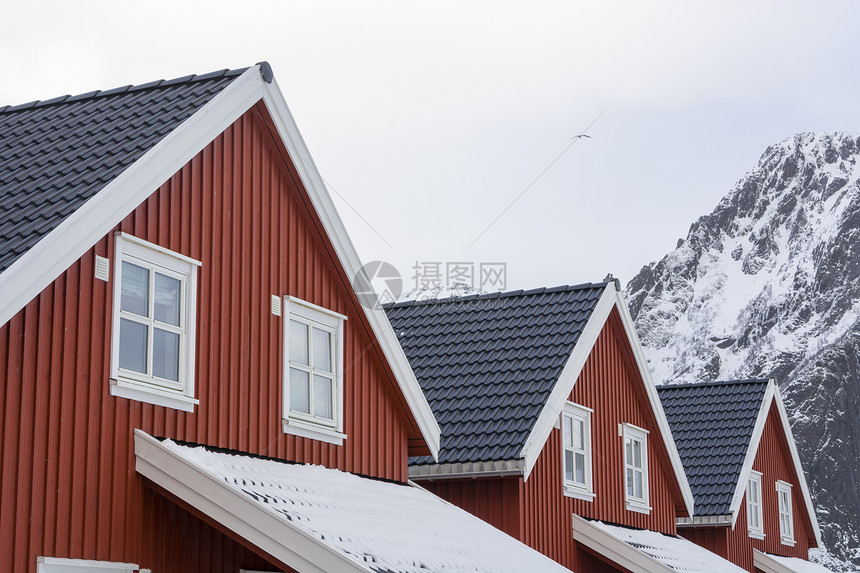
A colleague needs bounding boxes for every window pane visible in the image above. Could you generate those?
[289,320,309,365]
[153,328,180,381]
[574,419,584,450]
[121,262,149,317]
[563,416,572,448]
[312,327,332,372]
[626,468,634,497]
[633,440,642,468]
[290,368,310,413]
[564,451,574,482]
[626,439,633,465]
[313,374,333,419]
[635,471,643,498]
[575,452,585,484]
[119,318,148,373]
[154,273,181,326]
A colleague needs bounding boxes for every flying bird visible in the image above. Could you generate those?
[571,134,592,140]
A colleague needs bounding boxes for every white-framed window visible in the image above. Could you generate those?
[110,233,200,412]
[747,470,765,539]
[776,480,795,546]
[561,402,594,501]
[622,423,650,513]
[282,296,346,445]
[37,556,139,572]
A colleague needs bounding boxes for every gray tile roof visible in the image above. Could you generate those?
[657,379,769,516]
[384,283,609,466]
[0,67,247,273]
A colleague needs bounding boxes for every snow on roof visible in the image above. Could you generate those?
[755,551,837,573]
[155,437,572,573]
[585,519,749,573]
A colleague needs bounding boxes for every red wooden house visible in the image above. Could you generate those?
[658,379,827,573]
[386,282,756,573]
[0,63,573,573]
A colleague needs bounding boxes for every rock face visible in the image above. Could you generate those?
[626,132,860,569]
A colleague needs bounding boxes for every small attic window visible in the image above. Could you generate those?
[282,296,347,445]
[109,233,200,412]
[747,470,764,539]
[777,480,795,546]
[562,402,594,501]
[623,423,650,514]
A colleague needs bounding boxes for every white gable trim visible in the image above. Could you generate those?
[571,514,677,573]
[134,430,372,573]
[728,381,821,545]
[519,287,695,517]
[0,64,440,459]
[257,77,440,459]
[753,550,834,573]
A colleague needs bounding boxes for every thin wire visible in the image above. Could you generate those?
[464,109,607,251]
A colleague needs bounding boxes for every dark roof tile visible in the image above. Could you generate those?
[385,284,608,466]
[0,67,249,273]
[657,379,768,516]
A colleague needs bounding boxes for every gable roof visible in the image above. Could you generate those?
[135,430,574,573]
[658,379,821,544]
[572,515,751,573]
[0,63,439,458]
[657,379,769,518]
[753,551,835,573]
[386,283,695,515]
[385,283,607,466]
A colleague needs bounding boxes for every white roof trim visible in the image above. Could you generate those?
[256,77,439,459]
[0,64,440,458]
[753,550,835,573]
[519,287,695,517]
[134,430,372,573]
[728,381,821,545]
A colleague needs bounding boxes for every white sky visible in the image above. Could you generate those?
[3,1,859,292]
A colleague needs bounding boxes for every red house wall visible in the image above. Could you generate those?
[0,103,418,572]
[679,402,815,572]
[421,309,687,571]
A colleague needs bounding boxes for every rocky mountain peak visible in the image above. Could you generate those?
[626,131,860,569]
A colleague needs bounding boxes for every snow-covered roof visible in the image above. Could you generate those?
[134,430,572,573]
[754,550,836,573]
[572,514,749,573]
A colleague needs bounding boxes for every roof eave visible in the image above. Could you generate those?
[408,459,525,480]
[134,430,373,573]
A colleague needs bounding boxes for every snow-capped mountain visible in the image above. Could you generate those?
[626,132,860,569]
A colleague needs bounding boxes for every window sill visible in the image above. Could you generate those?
[563,485,596,502]
[110,378,197,412]
[781,537,796,547]
[748,530,765,540]
[625,500,652,515]
[282,417,346,446]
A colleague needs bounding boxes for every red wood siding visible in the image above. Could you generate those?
[0,103,416,572]
[680,402,815,572]
[420,309,686,571]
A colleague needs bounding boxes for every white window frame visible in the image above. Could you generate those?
[561,402,594,501]
[110,233,200,412]
[282,296,347,445]
[747,470,765,539]
[776,480,795,546]
[622,423,650,514]
[37,556,139,572]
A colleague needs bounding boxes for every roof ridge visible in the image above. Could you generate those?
[384,281,610,309]
[0,66,250,114]
[656,378,770,390]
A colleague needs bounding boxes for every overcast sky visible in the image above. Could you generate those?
[3,1,860,293]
